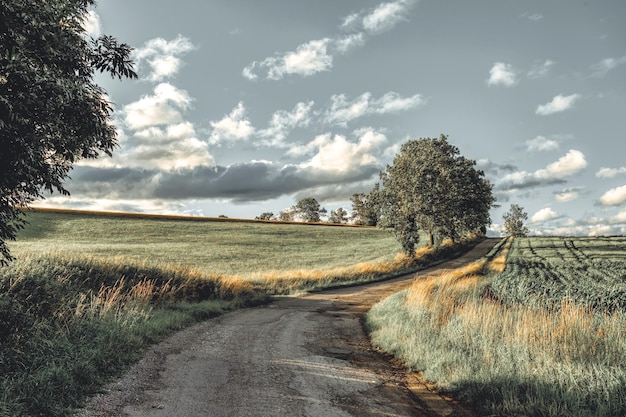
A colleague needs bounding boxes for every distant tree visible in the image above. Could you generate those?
[278,209,294,222]
[256,212,274,221]
[350,192,379,226]
[218,214,228,218]
[0,0,137,263]
[379,135,496,256]
[329,208,348,224]
[502,204,529,237]
[295,197,324,222]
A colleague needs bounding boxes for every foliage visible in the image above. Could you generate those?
[502,204,529,237]
[255,212,274,220]
[294,197,326,222]
[350,192,379,226]
[0,0,136,264]
[377,135,495,255]
[328,207,348,224]
[278,209,293,221]
[368,237,626,417]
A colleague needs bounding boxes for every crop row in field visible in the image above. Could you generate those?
[489,236,626,311]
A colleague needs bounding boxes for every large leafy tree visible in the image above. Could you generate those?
[378,135,496,256]
[0,0,137,263]
[502,204,529,237]
[295,197,326,223]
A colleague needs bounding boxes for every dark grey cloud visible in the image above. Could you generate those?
[67,160,380,203]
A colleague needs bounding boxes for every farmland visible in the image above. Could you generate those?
[367,236,626,417]
[10,208,403,276]
[2,208,480,416]
[490,236,626,310]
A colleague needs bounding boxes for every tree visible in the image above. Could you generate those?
[329,207,348,224]
[278,210,293,222]
[378,135,495,256]
[502,204,529,237]
[0,0,137,263]
[255,212,274,221]
[295,197,325,223]
[350,191,379,226]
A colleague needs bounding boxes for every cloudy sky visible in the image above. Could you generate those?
[42,0,626,235]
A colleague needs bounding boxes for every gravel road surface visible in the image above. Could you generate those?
[76,239,499,416]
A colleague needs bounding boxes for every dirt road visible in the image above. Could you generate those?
[76,239,499,417]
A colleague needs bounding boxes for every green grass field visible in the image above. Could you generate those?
[10,209,402,275]
[368,236,626,417]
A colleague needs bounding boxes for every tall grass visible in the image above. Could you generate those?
[367,238,626,417]
[0,255,268,417]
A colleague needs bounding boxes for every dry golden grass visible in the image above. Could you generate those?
[244,252,420,294]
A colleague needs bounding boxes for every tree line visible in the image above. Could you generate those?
[256,135,499,257]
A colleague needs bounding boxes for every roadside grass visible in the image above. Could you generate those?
[1,209,483,416]
[367,237,626,417]
[0,254,269,417]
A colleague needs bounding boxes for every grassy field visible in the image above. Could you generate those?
[367,236,626,417]
[2,208,482,416]
[10,208,403,275]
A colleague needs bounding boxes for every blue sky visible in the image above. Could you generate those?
[42,0,626,236]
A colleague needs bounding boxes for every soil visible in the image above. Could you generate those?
[75,239,499,417]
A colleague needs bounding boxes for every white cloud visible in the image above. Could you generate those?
[599,185,626,206]
[373,91,425,113]
[536,94,581,115]
[591,56,626,78]
[487,62,518,87]
[498,150,587,190]
[243,39,333,81]
[122,122,213,170]
[519,11,543,22]
[323,91,424,126]
[324,93,371,126]
[531,207,558,223]
[334,33,366,54]
[527,59,555,79]
[291,128,387,175]
[340,12,361,30]
[258,101,315,146]
[83,10,102,37]
[362,0,416,34]
[282,39,333,78]
[612,208,626,223]
[535,149,587,179]
[525,135,559,152]
[134,35,195,82]
[596,167,626,178]
[554,188,583,202]
[209,102,256,144]
[243,0,416,81]
[35,197,189,216]
[123,83,193,130]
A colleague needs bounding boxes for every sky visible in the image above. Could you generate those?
[40,0,626,236]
